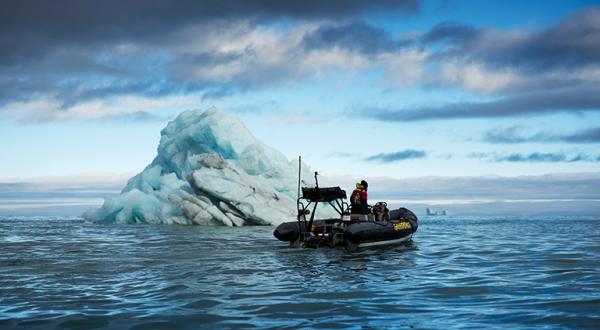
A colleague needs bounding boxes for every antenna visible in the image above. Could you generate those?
[314,171,319,188]
[297,156,301,200]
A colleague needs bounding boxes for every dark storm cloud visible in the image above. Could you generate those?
[0,0,420,109]
[365,149,426,163]
[4,2,600,123]
[0,0,420,63]
[362,85,600,121]
[484,126,600,144]
[423,7,600,70]
[470,152,597,163]
[301,21,411,55]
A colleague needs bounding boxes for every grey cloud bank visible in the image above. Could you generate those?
[358,7,600,122]
[365,150,427,163]
[301,21,410,55]
[423,8,600,70]
[2,172,599,216]
[362,85,600,122]
[0,0,600,126]
[485,126,600,144]
[1,0,419,59]
[2,2,599,123]
[0,0,420,119]
[327,173,600,215]
[470,152,599,163]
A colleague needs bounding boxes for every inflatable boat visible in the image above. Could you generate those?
[273,174,418,249]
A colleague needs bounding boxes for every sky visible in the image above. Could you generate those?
[1,0,599,215]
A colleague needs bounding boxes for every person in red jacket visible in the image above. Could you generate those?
[350,180,369,214]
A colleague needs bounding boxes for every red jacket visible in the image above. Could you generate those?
[350,188,368,206]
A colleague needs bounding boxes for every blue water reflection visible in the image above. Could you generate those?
[1,216,599,329]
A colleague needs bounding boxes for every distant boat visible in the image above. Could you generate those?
[426,208,447,216]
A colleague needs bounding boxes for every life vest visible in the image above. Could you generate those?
[351,189,361,205]
[350,188,367,205]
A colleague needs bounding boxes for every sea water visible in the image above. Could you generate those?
[1,215,599,329]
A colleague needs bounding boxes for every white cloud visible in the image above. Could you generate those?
[439,61,518,94]
[436,61,600,94]
[5,94,203,122]
[378,48,429,87]
[170,21,374,85]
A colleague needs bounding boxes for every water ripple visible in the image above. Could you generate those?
[1,216,599,329]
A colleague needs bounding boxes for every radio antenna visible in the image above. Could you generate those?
[297,156,301,200]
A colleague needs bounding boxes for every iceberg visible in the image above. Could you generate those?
[84,108,315,226]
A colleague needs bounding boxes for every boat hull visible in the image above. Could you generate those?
[344,220,415,246]
[273,208,418,249]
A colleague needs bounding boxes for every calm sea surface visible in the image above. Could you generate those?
[1,215,599,329]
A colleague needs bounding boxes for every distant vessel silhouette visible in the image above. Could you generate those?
[426,208,447,216]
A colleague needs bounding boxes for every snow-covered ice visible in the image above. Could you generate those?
[84,109,316,225]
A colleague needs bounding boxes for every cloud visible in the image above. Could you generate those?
[362,85,600,121]
[415,7,600,95]
[6,95,199,123]
[0,173,130,216]
[0,19,382,117]
[422,7,600,71]
[470,152,598,163]
[301,21,411,55]
[6,171,599,216]
[484,126,534,144]
[0,45,197,109]
[559,127,600,143]
[0,173,131,193]
[0,0,421,64]
[500,153,568,162]
[3,3,600,123]
[0,1,420,119]
[484,126,600,144]
[361,7,597,97]
[228,100,283,115]
[101,111,166,123]
[365,149,426,162]
[325,172,600,202]
[422,22,477,44]
[201,88,236,101]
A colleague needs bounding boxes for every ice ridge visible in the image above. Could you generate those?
[84,109,312,226]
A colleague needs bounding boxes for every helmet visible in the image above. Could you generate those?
[361,180,368,189]
[355,183,363,189]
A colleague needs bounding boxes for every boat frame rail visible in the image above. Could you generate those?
[293,172,352,248]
